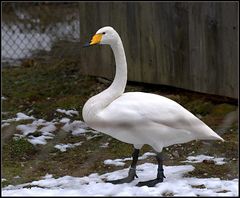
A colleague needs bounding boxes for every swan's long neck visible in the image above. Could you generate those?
[109,38,127,94]
[83,36,127,124]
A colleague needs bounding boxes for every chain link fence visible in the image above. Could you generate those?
[2,2,81,66]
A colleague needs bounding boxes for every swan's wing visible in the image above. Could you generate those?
[98,92,223,141]
[99,92,193,127]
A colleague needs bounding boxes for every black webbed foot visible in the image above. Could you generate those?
[106,176,134,184]
[136,178,164,187]
[106,149,140,184]
[106,167,138,184]
[136,166,166,187]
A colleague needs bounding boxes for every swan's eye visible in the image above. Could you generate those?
[102,32,106,35]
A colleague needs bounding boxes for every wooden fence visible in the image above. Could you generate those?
[78,2,238,99]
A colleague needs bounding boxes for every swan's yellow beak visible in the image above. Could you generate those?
[90,33,103,45]
[84,33,103,47]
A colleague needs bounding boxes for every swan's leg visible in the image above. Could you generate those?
[136,152,166,187]
[106,148,139,184]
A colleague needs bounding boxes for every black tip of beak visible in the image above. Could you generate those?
[83,43,90,48]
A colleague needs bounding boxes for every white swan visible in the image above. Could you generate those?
[83,26,224,187]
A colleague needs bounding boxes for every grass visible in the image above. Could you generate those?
[2,59,238,187]
[3,138,37,161]
[2,59,99,120]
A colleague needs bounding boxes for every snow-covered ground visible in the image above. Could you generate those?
[1,110,89,146]
[2,162,238,196]
[1,111,239,196]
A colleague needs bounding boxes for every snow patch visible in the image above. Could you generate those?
[16,124,38,136]
[59,118,71,123]
[62,120,88,136]
[56,109,79,117]
[16,113,35,121]
[100,142,109,148]
[104,152,156,166]
[54,142,83,152]
[4,111,89,145]
[181,155,226,165]
[2,24,51,60]
[2,112,35,124]
[104,159,126,167]
[2,19,79,62]
[28,135,53,145]
[1,123,10,128]
[39,124,57,134]
[15,119,56,145]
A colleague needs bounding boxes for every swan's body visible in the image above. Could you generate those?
[83,26,223,152]
[82,26,223,186]
[87,92,223,152]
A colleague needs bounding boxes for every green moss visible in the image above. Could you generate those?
[185,161,238,180]
[2,160,48,187]
[3,138,37,161]
[191,184,206,189]
[31,131,42,137]
[2,161,24,186]
[184,99,214,116]
[108,139,133,157]
[211,103,236,116]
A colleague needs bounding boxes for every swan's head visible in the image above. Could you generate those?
[84,26,119,47]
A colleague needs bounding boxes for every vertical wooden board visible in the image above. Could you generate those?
[151,2,164,84]
[137,2,156,83]
[98,3,114,79]
[171,2,190,88]
[203,2,219,94]
[188,2,217,94]
[188,3,202,90]
[109,2,128,80]
[125,2,142,82]
[218,2,238,98]
[151,2,173,85]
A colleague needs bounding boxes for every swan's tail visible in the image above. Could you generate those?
[206,131,225,142]
[197,122,225,142]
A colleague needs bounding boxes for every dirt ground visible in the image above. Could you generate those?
[1,59,238,187]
